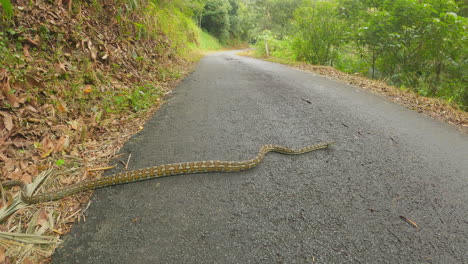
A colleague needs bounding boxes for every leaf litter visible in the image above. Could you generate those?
[0,0,195,263]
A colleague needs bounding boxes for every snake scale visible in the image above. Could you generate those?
[2,142,332,204]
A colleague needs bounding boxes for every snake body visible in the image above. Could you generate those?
[2,142,332,204]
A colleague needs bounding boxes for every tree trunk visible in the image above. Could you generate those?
[264,40,270,57]
[371,48,376,79]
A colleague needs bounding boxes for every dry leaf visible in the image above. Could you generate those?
[20,173,32,184]
[24,104,38,112]
[0,152,8,162]
[68,120,79,130]
[38,136,55,158]
[23,258,34,264]
[6,93,19,108]
[40,149,53,158]
[54,136,69,152]
[1,112,14,131]
[8,168,22,180]
[23,43,31,57]
[12,137,33,148]
[20,161,28,170]
[0,69,10,96]
[3,159,15,174]
[0,246,5,263]
[83,85,93,93]
[37,208,49,227]
[25,36,40,46]
[57,103,67,113]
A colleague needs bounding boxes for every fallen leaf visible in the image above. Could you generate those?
[20,173,32,184]
[83,85,92,93]
[0,152,8,162]
[8,168,22,180]
[40,149,53,158]
[68,120,79,130]
[6,93,19,108]
[23,257,34,264]
[4,159,15,174]
[37,208,49,227]
[1,112,14,131]
[54,136,69,152]
[25,36,40,46]
[23,43,31,57]
[20,161,28,170]
[0,246,5,263]
[24,104,38,112]
[57,103,67,113]
[25,164,38,176]
[12,137,33,148]
[38,136,55,158]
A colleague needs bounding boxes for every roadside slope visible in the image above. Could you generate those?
[0,1,205,262]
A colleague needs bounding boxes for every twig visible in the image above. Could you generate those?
[87,165,117,172]
[111,153,126,159]
[81,200,92,215]
[400,215,419,229]
[124,153,132,170]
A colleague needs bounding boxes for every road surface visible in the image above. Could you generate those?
[53,51,467,263]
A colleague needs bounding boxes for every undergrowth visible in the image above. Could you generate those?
[255,36,467,111]
[197,29,223,50]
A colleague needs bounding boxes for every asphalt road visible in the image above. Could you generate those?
[53,51,467,263]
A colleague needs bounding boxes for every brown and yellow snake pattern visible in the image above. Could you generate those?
[2,142,332,204]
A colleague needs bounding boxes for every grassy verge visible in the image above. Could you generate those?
[198,30,223,51]
[238,50,467,133]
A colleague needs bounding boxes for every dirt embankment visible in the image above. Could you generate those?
[0,0,195,262]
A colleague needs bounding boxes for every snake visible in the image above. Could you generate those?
[1,142,333,204]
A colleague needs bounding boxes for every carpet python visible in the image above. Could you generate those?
[2,142,333,204]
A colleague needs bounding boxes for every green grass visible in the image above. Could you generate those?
[198,30,222,50]
[0,0,13,19]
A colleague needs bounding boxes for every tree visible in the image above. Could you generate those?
[201,0,232,43]
[292,1,345,65]
[249,0,302,38]
[354,9,393,78]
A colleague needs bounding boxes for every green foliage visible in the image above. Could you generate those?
[0,29,27,78]
[292,1,345,65]
[147,0,200,58]
[334,46,369,74]
[198,30,223,50]
[254,30,272,56]
[228,0,242,41]
[201,0,232,43]
[250,0,302,38]
[108,84,162,113]
[0,0,13,19]
[255,30,295,59]
[199,0,251,44]
[244,0,467,108]
[353,8,393,78]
